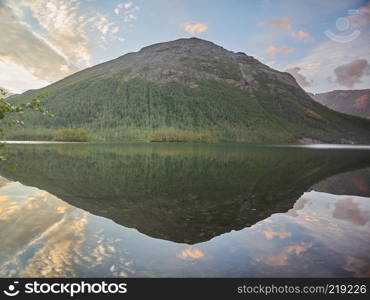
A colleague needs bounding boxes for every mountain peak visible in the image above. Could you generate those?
[140,37,224,52]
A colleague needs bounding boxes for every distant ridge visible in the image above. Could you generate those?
[311,89,370,119]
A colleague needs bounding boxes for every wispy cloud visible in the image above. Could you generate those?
[181,22,208,35]
[12,0,92,67]
[0,2,78,83]
[114,2,140,23]
[1,0,125,91]
[269,18,315,43]
[265,45,294,56]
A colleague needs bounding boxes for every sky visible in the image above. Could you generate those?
[1,0,369,94]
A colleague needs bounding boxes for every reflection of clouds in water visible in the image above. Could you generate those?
[282,192,370,276]
[1,177,369,277]
[344,256,370,278]
[0,181,88,277]
[0,180,134,277]
[19,216,88,277]
[177,247,205,260]
[263,230,292,240]
[259,242,312,266]
[237,191,370,276]
[286,197,309,217]
[333,197,370,226]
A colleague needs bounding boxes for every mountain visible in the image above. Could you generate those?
[7,38,370,143]
[311,89,370,120]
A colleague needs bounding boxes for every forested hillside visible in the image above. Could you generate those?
[6,38,370,143]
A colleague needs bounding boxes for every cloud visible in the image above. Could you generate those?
[0,2,78,83]
[334,58,370,88]
[349,2,370,28]
[181,22,208,35]
[13,0,92,68]
[0,62,49,93]
[265,45,294,56]
[285,67,313,87]
[285,30,370,93]
[269,18,315,43]
[118,2,133,10]
[93,14,115,35]
[115,2,140,23]
[1,0,125,92]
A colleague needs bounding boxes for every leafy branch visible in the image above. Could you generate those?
[0,88,53,160]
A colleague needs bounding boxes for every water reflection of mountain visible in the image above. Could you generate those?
[310,167,370,197]
[0,144,369,244]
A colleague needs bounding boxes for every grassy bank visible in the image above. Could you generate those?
[5,128,97,142]
[4,126,341,144]
[148,128,217,143]
[4,127,219,143]
[3,127,284,143]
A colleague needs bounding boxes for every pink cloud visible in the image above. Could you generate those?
[181,22,208,35]
[349,3,370,27]
[265,45,294,56]
[269,18,315,43]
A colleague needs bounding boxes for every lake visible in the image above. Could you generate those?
[0,143,369,277]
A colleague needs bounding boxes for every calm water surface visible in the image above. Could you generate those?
[0,143,369,277]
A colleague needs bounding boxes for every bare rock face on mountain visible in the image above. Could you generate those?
[311,89,370,119]
[8,38,370,143]
[88,38,299,91]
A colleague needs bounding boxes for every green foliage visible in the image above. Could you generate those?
[54,128,95,142]
[149,128,217,142]
[6,76,370,144]
[0,90,50,131]
[0,88,51,159]
[5,128,56,141]
[5,128,95,142]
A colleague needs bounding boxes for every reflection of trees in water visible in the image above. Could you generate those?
[0,144,369,243]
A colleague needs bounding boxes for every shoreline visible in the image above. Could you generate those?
[1,140,370,149]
